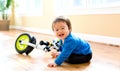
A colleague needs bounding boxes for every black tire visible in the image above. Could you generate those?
[25,36,36,55]
[15,33,32,54]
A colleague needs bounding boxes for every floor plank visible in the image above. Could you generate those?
[0,29,120,71]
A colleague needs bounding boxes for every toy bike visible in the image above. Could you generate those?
[15,33,61,55]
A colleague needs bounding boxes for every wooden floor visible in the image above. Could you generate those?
[0,29,120,71]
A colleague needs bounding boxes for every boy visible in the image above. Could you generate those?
[48,16,92,67]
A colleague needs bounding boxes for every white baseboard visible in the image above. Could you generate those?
[75,33,120,46]
[10,25,54,35]
[10,25,120,46]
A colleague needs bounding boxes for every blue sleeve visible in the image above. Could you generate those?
[55,38,76,65]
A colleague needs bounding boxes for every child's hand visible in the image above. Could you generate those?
[51,51,60,58]
[47,62,57,67]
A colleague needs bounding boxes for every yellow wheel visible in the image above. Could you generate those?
[15,33,31,54]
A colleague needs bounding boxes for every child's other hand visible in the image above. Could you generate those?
[51,51,59,58]
[47,62,57,67]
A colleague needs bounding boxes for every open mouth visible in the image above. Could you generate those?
[59,34,64,37]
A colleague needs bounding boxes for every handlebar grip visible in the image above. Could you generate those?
[39,40,49,46]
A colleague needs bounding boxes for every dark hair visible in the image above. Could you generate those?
[52,16,72,31]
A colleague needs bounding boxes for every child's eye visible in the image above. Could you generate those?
[61,27,64,29]
[56,29,59,31]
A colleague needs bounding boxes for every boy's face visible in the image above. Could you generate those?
[53,21,70,40]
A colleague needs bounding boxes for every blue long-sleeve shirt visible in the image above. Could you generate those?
[55,33,92,65]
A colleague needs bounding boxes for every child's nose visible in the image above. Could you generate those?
[58,30,62,33]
